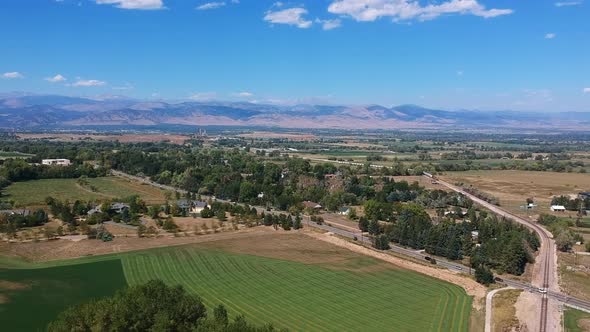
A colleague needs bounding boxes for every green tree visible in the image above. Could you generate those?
[358,216,369,232]
[373,234,390,250]
[475,265,494,286]
[368,219,380,235]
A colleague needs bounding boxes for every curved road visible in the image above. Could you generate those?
[431,176,556,332]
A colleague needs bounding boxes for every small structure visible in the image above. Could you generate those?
[303,201,322,210]
[177,200,208,214]
[42,159,71,166]
[338,207,351,216]
[110,203,130,214]
[88,203,129,215]
[87,206,102,215]
[0,209,31,217]
[578,192,590,200]
[550,205,566,212]
[471,231,479,240]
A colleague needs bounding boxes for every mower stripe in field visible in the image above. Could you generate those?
[119,247,470,332]
[185,251,311,331]
[213,252,335,331]
[217,252,332,331]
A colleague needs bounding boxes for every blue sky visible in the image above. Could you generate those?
[0,0,588,111]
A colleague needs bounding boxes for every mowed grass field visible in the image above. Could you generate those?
[564,308,590,332]
[0,259,127,331]
[122,246,471,332]
[0,233,472,332]
[3,176,167,206]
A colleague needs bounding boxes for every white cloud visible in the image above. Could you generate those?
[555,1,582,7]
[584,88,590,93]
[71,79,106,87]
[327,0,513,22]
[545,33,556,39]
[264,7,313,28]
[189,92,217,101]
[95,0,164,10]
[45,74,67,83]
[316,18,342,30]
[456,70,464,76]
[196,2,226,10]
[2,72,24,79]
[233,92,254,97]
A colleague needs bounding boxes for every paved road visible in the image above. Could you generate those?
[112,168,590,317]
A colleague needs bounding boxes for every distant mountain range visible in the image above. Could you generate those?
[1,93,589,131]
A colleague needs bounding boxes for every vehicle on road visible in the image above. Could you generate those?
[424,256,432,261]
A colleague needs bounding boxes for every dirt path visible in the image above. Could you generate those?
[304,231,486,305]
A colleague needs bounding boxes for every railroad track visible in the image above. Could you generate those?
[539,247,550,332]
[429,175,554,332]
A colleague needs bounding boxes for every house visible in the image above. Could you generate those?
[0,209,31,217]
[176,200,208,214]
[550,205,566,212]
[87,206,102,215]
[88,203,130,215]
[303,201,322,210]
[110,203,130,214]
[579,192,590,200]
[42,159,71,166]
[338,207,351,216]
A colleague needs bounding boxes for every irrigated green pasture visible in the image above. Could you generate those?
[0,238,472,332]
[122,245,472,332]
[0,259,127,331]
[3,176,167,206]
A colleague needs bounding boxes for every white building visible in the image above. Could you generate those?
[42,159,71,166]
[550,205,566,212]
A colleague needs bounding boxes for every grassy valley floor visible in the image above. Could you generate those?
[0,232,472,331]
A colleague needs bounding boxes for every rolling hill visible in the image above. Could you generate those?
[1,93,589,130]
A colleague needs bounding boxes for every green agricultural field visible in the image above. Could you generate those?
[0,259,127,331]
[121,246,471,332]
[3,176,167,206]
[0,241,472,332]
[0,151,35,160]
[564,308,590,332]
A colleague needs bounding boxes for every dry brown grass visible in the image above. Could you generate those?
[559,252,590,301]
[173,216,227,232]
[0,227,275,262]
[192,230,392,272]
[18,133,190,145]
[443,170,590,217]
[492,289,523,332]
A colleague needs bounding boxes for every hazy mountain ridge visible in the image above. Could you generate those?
[1,94,589,130]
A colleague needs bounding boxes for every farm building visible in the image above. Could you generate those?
[338,207,351,216]
[303,201,322,210]
[41,159,71,166]
[550,205,566,212]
